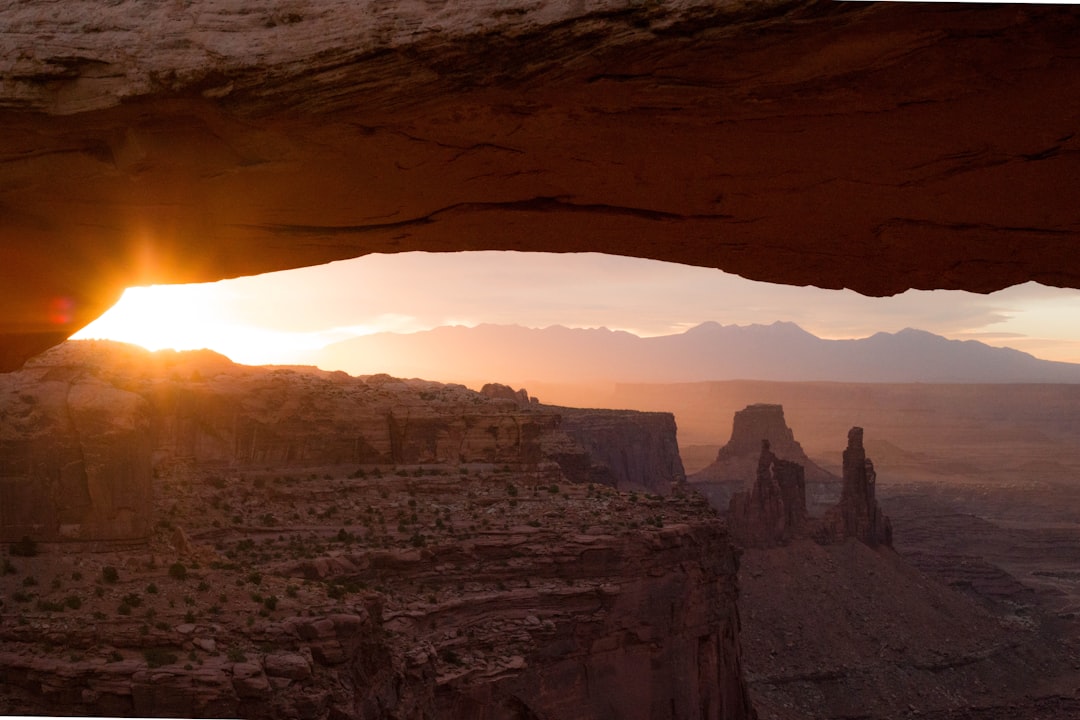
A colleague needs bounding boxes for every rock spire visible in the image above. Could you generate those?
[727,440,808,548]
[821,427,893,547]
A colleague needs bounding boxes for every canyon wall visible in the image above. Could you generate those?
[0,362,153,543]
[0,342,686,541]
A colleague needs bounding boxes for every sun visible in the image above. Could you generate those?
[70,284,326,366]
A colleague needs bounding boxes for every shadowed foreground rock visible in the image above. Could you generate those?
[2,2,1080,370]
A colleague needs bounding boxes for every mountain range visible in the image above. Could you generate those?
[305,321,1080,386]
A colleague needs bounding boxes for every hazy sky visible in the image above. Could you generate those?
[73,251,1080,366]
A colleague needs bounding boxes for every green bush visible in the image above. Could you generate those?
[101,566,119,584]
[168,563,187,581]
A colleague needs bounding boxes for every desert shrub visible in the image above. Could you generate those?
[12,591,32,603]
[263,595,278,611]
[168,563,187,581]
[246,571,262,585]
[22,575,37,587]
[64,594,82,609]
[36,595,63,613]
[184,610,196,623]
[101,566,119,584]
[117,603,132,616]
[10,536,38,557]
[439,648,463,666]
[2,558,16,575]
[227,647,247,663]
[143,647,178,668]
[108,650,123,662]
[146,582,158,594]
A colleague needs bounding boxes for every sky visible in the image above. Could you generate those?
[72,251,1080,366]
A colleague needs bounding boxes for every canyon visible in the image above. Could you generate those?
[0,341,750,719]
[5,344,1080,718]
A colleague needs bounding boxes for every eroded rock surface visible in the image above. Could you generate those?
[0,431,755,719]
[2,2,1080,370]
[0,341,685,542]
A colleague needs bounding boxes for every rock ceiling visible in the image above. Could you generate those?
[1,0,1079,371]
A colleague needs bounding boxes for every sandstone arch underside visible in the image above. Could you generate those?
[1,0,1079,371]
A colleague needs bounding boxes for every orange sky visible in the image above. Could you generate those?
[72,252,1080,366]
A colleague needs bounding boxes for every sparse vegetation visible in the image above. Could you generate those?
[143,647,178,668]
[10,535,38,557]
[101,566,119,584]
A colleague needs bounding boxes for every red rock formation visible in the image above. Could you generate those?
[558,408,687,496]
[820,427,893,548]
[0,341,687,541]
[0,357,153,543]
[479,383,533,408]
[0,478,757,720]
[2,3,1080,370]
[690,404,837,510]
[727,440,808,548]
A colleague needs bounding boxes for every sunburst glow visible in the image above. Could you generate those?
[71,284,332,365]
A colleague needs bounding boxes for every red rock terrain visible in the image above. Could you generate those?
[0,341,754,719]
[739,539,1079,720]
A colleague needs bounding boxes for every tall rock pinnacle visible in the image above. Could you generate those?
[821,427,893,547]
[727,439,808,548]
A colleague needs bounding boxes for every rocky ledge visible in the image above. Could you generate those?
[0,463,754,719]
[1,341,685,544]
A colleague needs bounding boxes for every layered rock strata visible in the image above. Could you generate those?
[0,463,756,719]
[3,3,1080,370]
[0,341,685,540]
[727,440,807,549]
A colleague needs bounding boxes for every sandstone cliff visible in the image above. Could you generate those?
[690,404,837,510]
[0,452,756,719]
[0,360,153,543]
[1,342,685,542]
[558,408,687,496]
